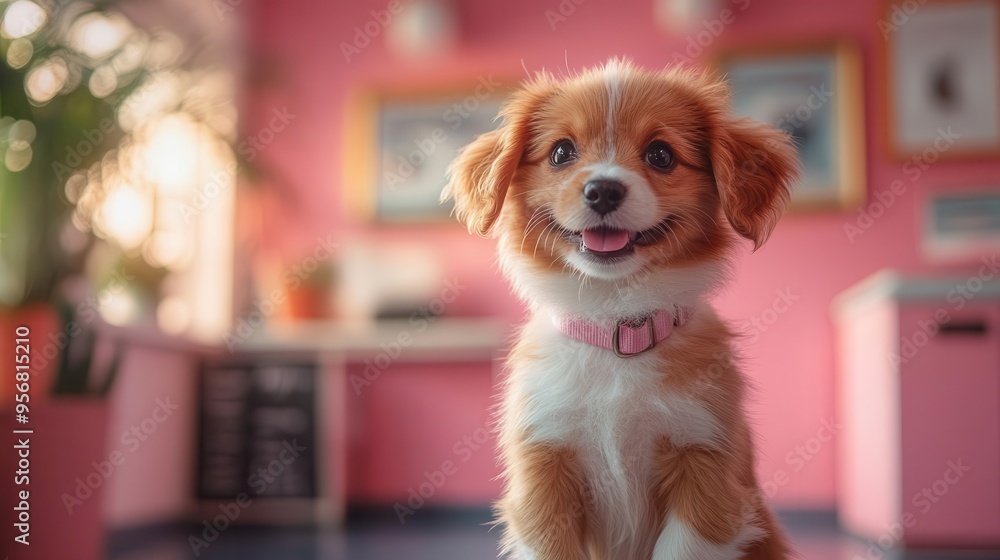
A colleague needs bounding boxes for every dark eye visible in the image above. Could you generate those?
[550,139,577,167]
[644,141,675,171]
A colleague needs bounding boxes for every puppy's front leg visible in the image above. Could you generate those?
[650,438,765,560]
[498,443,589,560]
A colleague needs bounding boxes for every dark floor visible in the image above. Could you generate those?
[108,509,1000,560]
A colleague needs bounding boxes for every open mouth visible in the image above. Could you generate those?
[561,218,675,261]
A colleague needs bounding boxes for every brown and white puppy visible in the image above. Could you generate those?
[442,60,799,560]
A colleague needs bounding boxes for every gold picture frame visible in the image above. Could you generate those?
[342,78,511,224]
[716,41,866,211]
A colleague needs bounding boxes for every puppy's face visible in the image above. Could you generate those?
[444,61,798,285]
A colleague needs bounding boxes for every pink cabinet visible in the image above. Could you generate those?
[834,271,1000,549]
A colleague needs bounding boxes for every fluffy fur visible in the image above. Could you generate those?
[442,59,799,560]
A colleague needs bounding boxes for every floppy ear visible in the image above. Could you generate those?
[442,87,540,236]
[709,118,799,250]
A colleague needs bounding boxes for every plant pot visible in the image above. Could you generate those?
[1,398,109,560]
[0,302,60,404]
[284,286,332,320]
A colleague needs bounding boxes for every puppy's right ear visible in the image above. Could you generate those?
[442,84,545,236]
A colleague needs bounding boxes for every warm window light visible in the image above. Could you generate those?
[142,114,201,195]
[99,289,137,326]
[98,184,153,250]
[1,0,46,39]
[25,57,69,103]
[69,11,133,60]
[117,72,181,132]
[144,230,191,270]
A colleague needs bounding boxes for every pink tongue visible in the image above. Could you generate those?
[582,228,630,252]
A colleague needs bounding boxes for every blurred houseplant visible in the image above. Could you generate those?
[1,2,237,555]
[0,0,237,396]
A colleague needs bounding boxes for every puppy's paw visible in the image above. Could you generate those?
[652,512,764,560]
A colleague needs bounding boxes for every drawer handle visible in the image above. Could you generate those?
[939,321,988,335]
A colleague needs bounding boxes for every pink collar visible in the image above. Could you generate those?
[552,306,694,358]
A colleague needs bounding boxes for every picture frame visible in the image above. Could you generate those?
[921,185,1000,262]
[884,0,1000,160]
[716,42,865,211]
[343,80,508,223]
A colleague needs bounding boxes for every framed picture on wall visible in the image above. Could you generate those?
[344,81,507,223]
[885,0,1000,159]
[922,186,1000,262]
[717,42,865,210]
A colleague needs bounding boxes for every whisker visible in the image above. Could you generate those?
[683,205,722,230]
[673,214,710,243]
[533,220,558,258]
[520,208,552,254]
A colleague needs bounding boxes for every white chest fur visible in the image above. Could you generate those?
[502,313,726,553]
[506,313,723,451]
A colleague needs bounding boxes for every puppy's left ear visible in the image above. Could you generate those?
[442,84,545,236]
[709,118,799,250]
[441,127,519,236]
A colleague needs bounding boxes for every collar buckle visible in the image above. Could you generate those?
[612,316,657,358]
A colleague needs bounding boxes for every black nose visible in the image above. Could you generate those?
[583,180,626,215]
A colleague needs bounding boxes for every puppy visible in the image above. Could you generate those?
[443,60,799,560]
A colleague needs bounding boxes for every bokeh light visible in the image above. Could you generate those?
[0,0,45,39]
[98,289,138,326]
[5,37,33,68]
[96,182,153,250]
[68,11,133,60]
[25,57,70,103]
[88,64,119,98]
[140,113,202,195]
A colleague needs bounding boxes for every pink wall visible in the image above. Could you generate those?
[345,360,502,506]
[244,0,1000,508]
